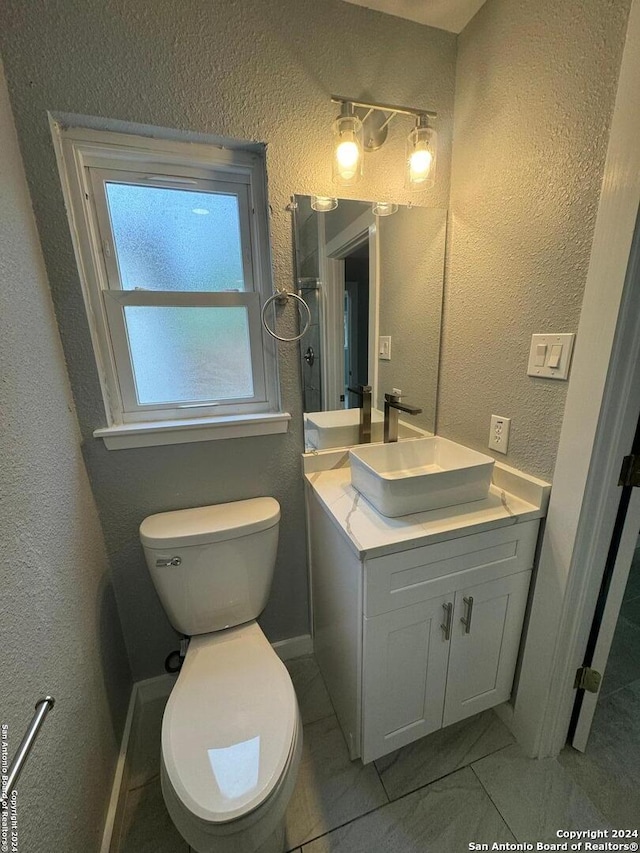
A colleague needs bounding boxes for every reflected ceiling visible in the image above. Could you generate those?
[339,0,488,33]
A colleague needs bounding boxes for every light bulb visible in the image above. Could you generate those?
[332,110,363,186]
[409,148,432,181]
[406,119,437,190]
[336,139,360,177]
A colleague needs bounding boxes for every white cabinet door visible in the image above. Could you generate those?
[443,571,531,727]
[362,595,452,763]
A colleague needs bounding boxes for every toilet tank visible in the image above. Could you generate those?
[139,498,280,636]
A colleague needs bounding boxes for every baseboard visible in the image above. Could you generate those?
[99,682,137,853]
[99,672,176,853]
[135,672,175,703]
[493,701,516,734]
[272,633,313,661]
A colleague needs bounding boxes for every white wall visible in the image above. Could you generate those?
[0,60,131,852]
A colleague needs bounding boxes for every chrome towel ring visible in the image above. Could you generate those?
[261,290,311,343]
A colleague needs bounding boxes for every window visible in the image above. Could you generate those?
[53,125,287,448]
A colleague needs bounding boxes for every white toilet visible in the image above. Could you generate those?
[139,498,302,853]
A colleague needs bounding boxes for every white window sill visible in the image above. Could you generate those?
[94,412,291,450]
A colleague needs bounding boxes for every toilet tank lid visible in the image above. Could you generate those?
[139,498,280,548]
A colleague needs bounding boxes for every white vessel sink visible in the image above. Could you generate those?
[305,409,425,450]
[349,437,495,517]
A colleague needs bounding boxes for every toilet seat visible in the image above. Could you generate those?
[162,622,298,825]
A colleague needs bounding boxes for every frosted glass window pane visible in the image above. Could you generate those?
[105,183,246,292]
[124,306,254,405]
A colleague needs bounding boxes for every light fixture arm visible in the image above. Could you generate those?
[330,95,437,121]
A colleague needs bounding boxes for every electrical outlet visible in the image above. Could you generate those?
[489,415,510,454]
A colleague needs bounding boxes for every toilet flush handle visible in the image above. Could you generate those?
[156,556,182,567]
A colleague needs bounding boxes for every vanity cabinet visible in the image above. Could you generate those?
[363,570,531,762]
[307,487,541,764]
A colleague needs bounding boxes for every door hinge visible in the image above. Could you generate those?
[574,666,602,693]
[619,454,640,487]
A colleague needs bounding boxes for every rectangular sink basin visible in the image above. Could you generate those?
[305,409,425,450]
[349,437,495,517]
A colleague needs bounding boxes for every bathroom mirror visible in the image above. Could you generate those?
[292,195,446,448]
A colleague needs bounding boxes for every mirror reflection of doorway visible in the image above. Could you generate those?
[344,242,370,409]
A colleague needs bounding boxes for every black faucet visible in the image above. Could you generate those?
[347,384,373,444]
[383,392,422,443]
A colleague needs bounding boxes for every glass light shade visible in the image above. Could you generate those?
[310,196,338,212]
[372,202,398,217]
[406,124,437,190]
[332,114,364,186]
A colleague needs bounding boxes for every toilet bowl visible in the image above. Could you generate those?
[140,498,302,853]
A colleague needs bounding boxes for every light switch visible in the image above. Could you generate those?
[527,333,575,380]
[379,336,391,361]
[548,344,563,369]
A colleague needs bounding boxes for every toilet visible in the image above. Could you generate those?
[139,498,302,853]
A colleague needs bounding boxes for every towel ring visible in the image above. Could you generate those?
[261,291,311,343]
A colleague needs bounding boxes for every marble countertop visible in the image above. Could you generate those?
[304,448,551,560]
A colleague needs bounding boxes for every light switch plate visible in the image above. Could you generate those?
[379,336,391,360]
[527,333,575,380]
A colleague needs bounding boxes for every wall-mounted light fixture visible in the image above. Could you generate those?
[331,96,437,191]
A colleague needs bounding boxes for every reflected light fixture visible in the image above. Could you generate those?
[330,96,437,191]
[372,202,398,217]
[311,196,339,212]
[332,102,364,186]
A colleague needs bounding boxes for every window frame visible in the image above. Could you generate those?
[52,123,284,442]
[103,290,266,421]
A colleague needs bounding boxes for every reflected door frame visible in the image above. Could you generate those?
[319,209,379,412]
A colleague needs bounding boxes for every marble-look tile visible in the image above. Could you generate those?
[118,778,188,853]
[472,743,609,843]
[375,710,514,800]
[285,714,388,850]
[559,678,640,826]
[301,767,515,853]
[599,615,640,696]
[622,548,640,602]
[285,655,335,725]
[128,694,169,789]
[620,594,640,628]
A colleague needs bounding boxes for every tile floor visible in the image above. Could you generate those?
[115,651,639,853]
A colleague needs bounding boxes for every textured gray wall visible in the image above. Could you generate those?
[439,0,631,480]
[0,0,456,679]
[0,61,131,853]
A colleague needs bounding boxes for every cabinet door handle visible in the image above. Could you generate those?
[460,596,474,634]
[441,602,453,640]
